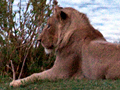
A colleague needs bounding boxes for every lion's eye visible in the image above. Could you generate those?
[47,24,51,28]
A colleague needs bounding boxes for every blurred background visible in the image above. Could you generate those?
[0,0,119,79]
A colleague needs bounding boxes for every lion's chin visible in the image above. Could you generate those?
[44,48,53,54]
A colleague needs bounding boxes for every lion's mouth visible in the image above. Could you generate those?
[44,45,54,54]
[41,43,54,54]
[44,48,53,54]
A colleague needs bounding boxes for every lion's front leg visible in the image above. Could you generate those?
[10,80,22,87]
[10,69,56,87]
[10,73,39,87]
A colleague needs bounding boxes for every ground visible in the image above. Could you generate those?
[1,75,120,90]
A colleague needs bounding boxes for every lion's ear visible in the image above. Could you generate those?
[60,11,68,20]
[57,11,68,21]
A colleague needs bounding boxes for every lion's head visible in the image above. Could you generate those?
[38,6,105,54]
[37,15,59,54]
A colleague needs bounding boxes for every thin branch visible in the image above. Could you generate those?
[6,64,12,70]
[18,43,33,79]
[10,60,16,80]
[53,0,58,6]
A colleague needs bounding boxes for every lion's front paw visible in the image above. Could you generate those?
[10,80,22,87]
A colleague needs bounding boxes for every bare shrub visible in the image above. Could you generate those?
[0,0,55,79]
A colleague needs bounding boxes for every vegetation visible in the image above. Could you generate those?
[1,75,120,90]
[0,0,54,79]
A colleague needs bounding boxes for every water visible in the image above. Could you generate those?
[57,0,120,42]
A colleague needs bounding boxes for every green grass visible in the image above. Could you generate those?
[1,75,120,90]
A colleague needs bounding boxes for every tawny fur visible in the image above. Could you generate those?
[10,6,120,87]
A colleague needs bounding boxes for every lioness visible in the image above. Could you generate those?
[10,6,120,87]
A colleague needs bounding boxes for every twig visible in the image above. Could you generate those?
[6,64,12,71]
[18,50,29,79]
[53,0,58,6]
[18,43,33,79]
[10,60,16,80]
[53,0,58,14]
